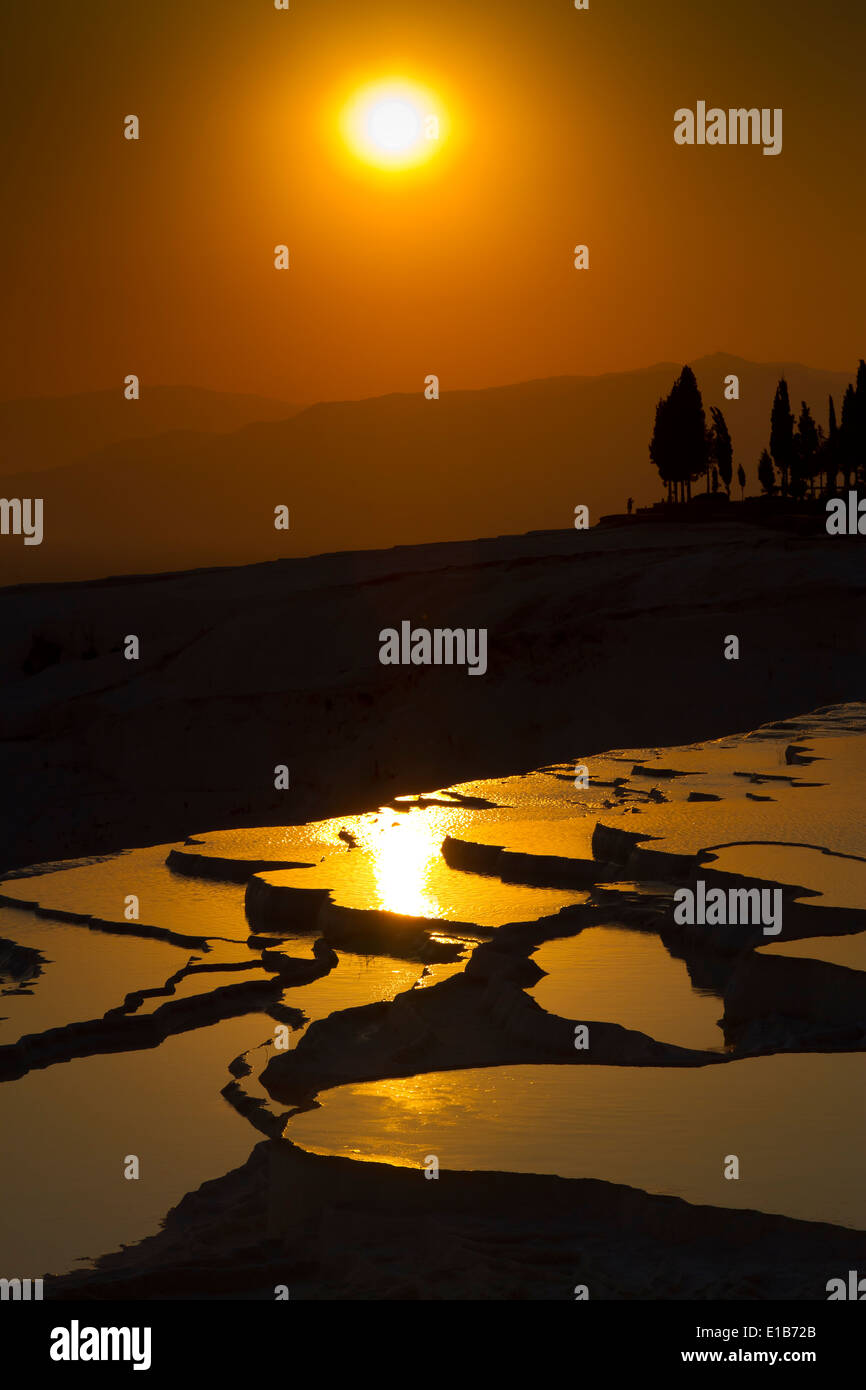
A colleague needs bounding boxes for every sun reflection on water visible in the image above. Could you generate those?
[354,813,445,917]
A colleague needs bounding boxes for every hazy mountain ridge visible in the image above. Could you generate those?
[0,355,855,585]
[0,385,300,475]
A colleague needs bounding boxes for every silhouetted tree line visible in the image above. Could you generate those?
[649,360,866,502]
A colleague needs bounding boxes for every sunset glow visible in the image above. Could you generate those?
[342,79,445,169]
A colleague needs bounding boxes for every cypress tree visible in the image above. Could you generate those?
[758,448,776,496]
[826,394,839,492]
[672,366,708,502]
[794,402,819,498]
[649,366,709,503]
[709,405,733,495]
[841,383,857,487]
[649,392,676,502]
[855,360,866,482]
[769,378,795,498]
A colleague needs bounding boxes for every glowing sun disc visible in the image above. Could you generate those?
[368,99,421,152]
[342,79,446,170]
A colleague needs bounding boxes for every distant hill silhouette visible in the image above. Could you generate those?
[0,356,853,585]
[0,386,299,474]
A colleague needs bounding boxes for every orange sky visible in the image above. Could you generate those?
[3,0,863,403]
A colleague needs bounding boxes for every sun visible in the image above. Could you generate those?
[342,79,446,170]
[369,99,420,153]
